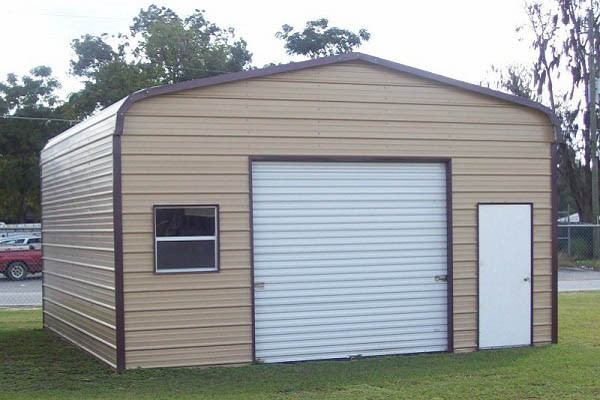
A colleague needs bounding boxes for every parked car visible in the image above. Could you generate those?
[0,236,41,249]
[0,248,42,280]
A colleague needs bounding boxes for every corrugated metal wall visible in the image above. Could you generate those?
[40,100,122,369]
[120,60,554,368]
[252,161,449,363]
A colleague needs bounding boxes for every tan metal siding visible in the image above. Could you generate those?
[258,62,446,86]
[121,60,554,368]
[121,136,549,159]
[128,97,548,125]
[167,78,514,106]
[41,104,120,368]
[123,117,551,143]
[44,286,115,324]
[126,345,252,369]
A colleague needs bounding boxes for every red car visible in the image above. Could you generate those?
[0,248,42,280]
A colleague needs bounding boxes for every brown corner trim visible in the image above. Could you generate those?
[551,144,558,344]
[476,202,535,350]
[113,135,125,372]
[247,156,454,358]
[112,52,561,142]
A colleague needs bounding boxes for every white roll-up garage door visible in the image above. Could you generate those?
[251,161,449,363]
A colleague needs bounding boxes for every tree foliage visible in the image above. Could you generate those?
[67,5,252,117]
[489,64,540,102]
[0,67,69,222]
[1,6,374,222]
[494,0,600,221]
[276,18,370,58]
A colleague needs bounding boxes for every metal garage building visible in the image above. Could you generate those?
[40,53,559,371]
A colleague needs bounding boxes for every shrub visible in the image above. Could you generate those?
[571,237,593,260]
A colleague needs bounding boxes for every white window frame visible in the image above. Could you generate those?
[154,205,219,274]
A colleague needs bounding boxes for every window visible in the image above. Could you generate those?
[154,205,219,273]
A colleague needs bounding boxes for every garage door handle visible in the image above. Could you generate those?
[435,275,448,282]
[254,282,265,289]
[523,277,530,282]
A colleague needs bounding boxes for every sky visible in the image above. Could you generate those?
[2,0,536,100]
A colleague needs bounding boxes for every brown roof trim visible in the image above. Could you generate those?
[114,52,561,142]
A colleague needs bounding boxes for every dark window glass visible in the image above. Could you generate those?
[156,207,215,237]
[156,240,216,271]
[29,238,41,243]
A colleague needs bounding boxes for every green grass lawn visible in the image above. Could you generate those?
[1,293,599,399]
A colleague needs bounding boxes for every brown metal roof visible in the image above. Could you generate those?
[113,52,561,142]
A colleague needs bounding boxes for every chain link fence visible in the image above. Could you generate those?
[558,223,600,269]
[0,226,42,307]
[3,218,600,307]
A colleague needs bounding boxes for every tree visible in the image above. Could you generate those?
[0,67,70,222]
[276,18,370,58]
[488,64,540,102]
[527,0,600,223]
[3,10,372,223]
[67,5,252,117]
[488,63,581,212]
[493,1,600,222]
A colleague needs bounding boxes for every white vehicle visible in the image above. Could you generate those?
[0,236,41,250]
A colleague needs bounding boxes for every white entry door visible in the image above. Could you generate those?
[478,203,532,349]
[252,161,449,363]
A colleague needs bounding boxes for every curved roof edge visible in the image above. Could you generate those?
[116,52,561,142]
[43,97,127,151]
